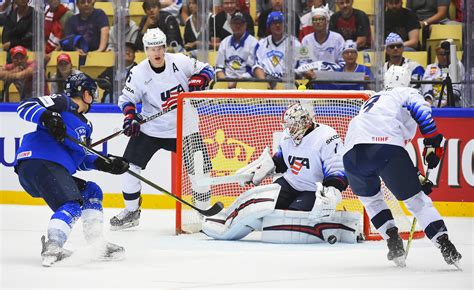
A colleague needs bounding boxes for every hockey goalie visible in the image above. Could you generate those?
[201,103,361,244]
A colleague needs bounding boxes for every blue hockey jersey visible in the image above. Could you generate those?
[14,94,98,174]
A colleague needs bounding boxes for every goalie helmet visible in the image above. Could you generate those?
[282,103,313,145]
[384,65,412,89]
[143,27,167,51]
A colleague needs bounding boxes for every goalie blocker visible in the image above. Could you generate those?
[202,184,361,244]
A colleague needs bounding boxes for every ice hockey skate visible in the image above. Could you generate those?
[386,227,406,267]
[437,234,462,269]
[40,235,72,267]
[109,208,141,231]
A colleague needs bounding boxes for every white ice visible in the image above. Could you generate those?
[1,205,472,289]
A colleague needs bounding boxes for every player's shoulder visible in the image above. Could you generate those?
[130,60,149,75]
[307,123,340,145]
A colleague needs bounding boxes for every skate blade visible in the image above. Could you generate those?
[42,256,61,267]
[110,220,139,231]
[393,256,406,268]
[453,261,462,271]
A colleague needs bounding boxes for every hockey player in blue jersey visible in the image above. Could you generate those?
[14,73,130,267]
[342,66,462,268]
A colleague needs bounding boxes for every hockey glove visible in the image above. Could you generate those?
[310,183,342,219]
[417,170,433,195]
[94,155,129,175]
[423,134,445,169]
[40,110,66,142]
[122,104,141,137]
[188,74,210,92]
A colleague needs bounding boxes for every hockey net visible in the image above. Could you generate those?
[175,90,424,241]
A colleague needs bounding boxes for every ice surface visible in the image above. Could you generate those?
[1,205,472,289]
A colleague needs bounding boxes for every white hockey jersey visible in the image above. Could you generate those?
[253,35,301,79]
[118,53,212,138]
[344,87,437,154]
[277,124,345,192]
[300,31,345,65]
[215,32,259,78]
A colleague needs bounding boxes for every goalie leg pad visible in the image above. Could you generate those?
[202,184,280,240]
[261,210,361,244]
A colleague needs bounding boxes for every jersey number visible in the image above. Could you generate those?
[362,95,381,113]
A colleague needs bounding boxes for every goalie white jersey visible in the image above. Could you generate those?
[277,124,345,192]
[344,87,432,153]
[118,53,211,138]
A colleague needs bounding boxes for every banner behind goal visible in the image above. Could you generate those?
[175,90,424,241]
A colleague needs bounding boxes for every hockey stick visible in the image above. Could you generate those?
[195,173,254,187]
[405,168,432,258]
[90,108,175,147]
[66,135,224,216]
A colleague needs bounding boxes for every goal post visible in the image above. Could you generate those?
[175,90,424,241]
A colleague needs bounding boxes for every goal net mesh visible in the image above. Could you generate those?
[176,90,423,240]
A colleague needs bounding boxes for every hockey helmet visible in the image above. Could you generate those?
[143,27,167,51]
[384,65,412,89]
[64,73,98,104]
[282,103,313,145]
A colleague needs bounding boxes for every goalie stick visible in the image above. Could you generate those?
[91,107,175,147]
[195,173,254,187]
[66,135,224,217]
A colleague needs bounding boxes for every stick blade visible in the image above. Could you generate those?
[199,201,224,216]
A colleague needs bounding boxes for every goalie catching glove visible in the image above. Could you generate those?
[309,183,342,219]
[423,133,445,169]
[235,147,276,186]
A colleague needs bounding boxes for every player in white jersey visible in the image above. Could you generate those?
[202,103,360,244]
[343,66,461,267]
[110,28,215,230]
[215,12,259,88]
[300,5,345,81]
[253,11,302,80]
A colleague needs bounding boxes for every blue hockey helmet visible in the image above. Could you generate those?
[64,73,98,103]
[266,11,284,28]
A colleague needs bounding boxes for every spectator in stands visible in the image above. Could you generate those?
[300,4,344,81]
[422,39,464,107]
[184,0,213,57]
[64,0,110,57]
[454,0,463,22]
[49,52,82,94]
[0,46,35,101]
[299,0,334,41]
[385,0,420,51]
[0,0,12,26]
[159,0,183,24]
[215,12,259,89]
[209,0,255,49]
[135,0,183,51]
[45,0,74,55]
[257,0,300,39]
[107,11,139,51]
[383,33,425,89]
[2,0,35,53]
[329,0,371,50]
[406,0,450,50]
[253,12,302,83]
[336,40,373,90]
[98,42,137,104]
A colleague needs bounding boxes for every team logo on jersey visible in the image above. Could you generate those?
[161,84,185,109]
[326,134,340,145]
[325,47,335,54]
[288,155,310,175]
[17,151,32,159]
[266,50,283,67]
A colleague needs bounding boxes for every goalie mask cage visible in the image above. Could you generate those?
[175,90,425,241]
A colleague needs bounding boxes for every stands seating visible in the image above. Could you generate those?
[404,51,428,68]
[208,50,218,67]
[129,2,145,27]
[135,52,147,63]
[80,51,115,79]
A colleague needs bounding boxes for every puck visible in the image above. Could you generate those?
[327,235,337,244]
